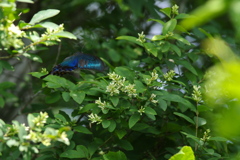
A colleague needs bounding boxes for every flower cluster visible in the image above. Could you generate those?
[166,31,174,38]
[106,72,137,98]
[192,85,202,103]
[32,112,48,128]
[136,31,146,43]
[88,113,102,124]
[41,24,64,43]
[24,128,70,147]
[172,4,179,16]
[95,97,107,110]
[138,106,145,116]
[146,70,159,85]
[3,112,70,153]
[122,84,137,98]
[149,93,158,104]
[200,129,211,142]
[23,112,70,147]
[0,22,25,49]
[163,70,175,81]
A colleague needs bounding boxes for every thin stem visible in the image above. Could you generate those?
[54,42,62,66]
[195,102,199,151]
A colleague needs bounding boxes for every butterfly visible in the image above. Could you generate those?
[40,52,105,79]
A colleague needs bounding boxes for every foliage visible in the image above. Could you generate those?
[0,0,240,160]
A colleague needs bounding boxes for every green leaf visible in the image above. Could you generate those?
[23,53,43,63]
[169,146,195,160]
[161,41,170,52]
[0,60,14,73]
[152,35,166,41]
[27,114,35,128]
[160,7,172,18]
[108,120,116,132]
[0,96,4,108]
[134,80,146,93]
[0,82,15,89]
[158,99,167,111]
[74,126,92,134]
[144,107,157,115]
[161,92,196,112]
[198,28,213,38]
[78,103,97,114]
[181,132,200,143]
[175,25,190,33]
[175,13,191,19]
[110,96,119,107]
[6,139,19,147]
[174,112,195,125]
[129,114,140,128]
[115,67,135,82]
[76,145,89,158]
[102,120,111,128]
[170,44,181,56]
[62,92,70,102]
[171,34,191,45]
[144,43,158,57]
[209,136,228,142]
[55,111,70,123]
[88,142,99,157]
[197,105,212,112]
[18,125,27,142]
[53,31,77,39]
[45,91,61,104]
[162,19,177,35]
[118,140,133,151]
[39,22,59,30]
[116,36,143,46]
[116,130,127,139]
[55,113,67,123]
[148,18,164,25]
[70,90,85,104]
[171,80,186,87]
[146,113,156,121]
[194,116,207,126]
[44,75,75,89]
[46,82,61,88]
[17,0,34,3]
[131,123,150,131]
[175,60,198,75]
[60,150,86,158]
[103,151,127,160]
[29,9,60,25]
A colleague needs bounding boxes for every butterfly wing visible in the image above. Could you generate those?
[76,53,105,71]
[40,52,105,79]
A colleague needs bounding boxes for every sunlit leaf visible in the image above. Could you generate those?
[29,9,60,24]
[160,7,172,18]
[116,36,143,46]
[169,146,195,160]
[17,0,34,3]
[53,31,77,39]
[162,19,177,35]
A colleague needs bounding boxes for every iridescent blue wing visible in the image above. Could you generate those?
[40,52,105,79]
[76,53,105,71]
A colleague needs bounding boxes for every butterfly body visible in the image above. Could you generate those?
[40,52,105,79]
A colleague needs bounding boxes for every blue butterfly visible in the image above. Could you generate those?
[40,52,105,79]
